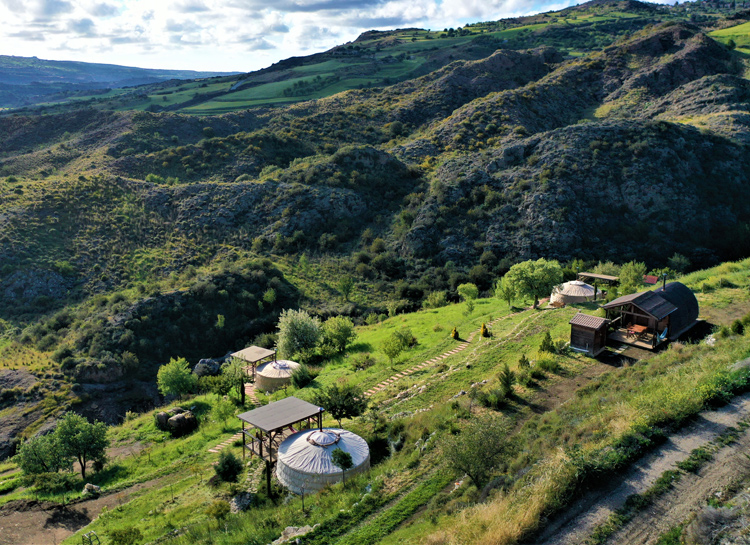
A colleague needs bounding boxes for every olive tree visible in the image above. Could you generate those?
[313,384,367,427]
[442,415,513,489]
[504,258,563,308]
[276,309,321,359]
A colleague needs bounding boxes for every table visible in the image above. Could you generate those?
[628,324,648,339]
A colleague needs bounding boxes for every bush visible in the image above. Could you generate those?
[539,331,555,353]
[730,320,744,335]
[291,364,318,388]
[215,451,243,483]
[536,355,561,374]
[423,291,448,309]
[320,316,356,353]
[277,309,321,359]
[108,528,143,545]
[351,353,376,371]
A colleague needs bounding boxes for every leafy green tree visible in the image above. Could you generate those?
[56,412,109,480]
[667,253,690,274]
[338,276,355,301]
[505,258,563,308]
[157,357,197,399]
[15,433,72,475]
[313,384,367,427]
[331,448,354,485]
[457,283,479,302]
[442,415,513,488]
[223,357,247,405]
[619,260,647,295]
[276,309,321,359]
[206,500,231,526]
[494,276,516,309]
[211,397,236,429]
[381,328,413,365]
[320,316,357,353]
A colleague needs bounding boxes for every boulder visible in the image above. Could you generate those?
[82,483,101,497]
[193,358,222,377]
[167,410,198,436]
[155,411,171,431]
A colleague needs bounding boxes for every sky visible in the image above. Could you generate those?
[0,0,673,73]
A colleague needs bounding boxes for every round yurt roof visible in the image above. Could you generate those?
[277,428,369,477]
[256,359,300,379]
[557,280,596,297]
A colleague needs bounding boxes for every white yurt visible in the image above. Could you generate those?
[550,280,597,305]
[255,359,300,393]
[276,428,370,494]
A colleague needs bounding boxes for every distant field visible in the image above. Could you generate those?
[710,21,750,54]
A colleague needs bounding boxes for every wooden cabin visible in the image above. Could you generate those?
[602,282,699,349]
[569,313,610,356]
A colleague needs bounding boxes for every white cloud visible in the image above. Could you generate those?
[0,0,673,71]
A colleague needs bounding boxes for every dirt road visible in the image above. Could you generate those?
[534,392,750,545]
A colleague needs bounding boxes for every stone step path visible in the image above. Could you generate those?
[208,431,243,454]
[207,384,260,454]
[244,382,261,406]
[363,315,509,398]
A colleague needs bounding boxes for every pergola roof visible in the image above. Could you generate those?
[578,272,619,283]
[238,396,323,433]
[231,346,276,364]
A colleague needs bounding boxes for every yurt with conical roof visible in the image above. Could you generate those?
[255,359,300,393]
[276,428,370,494]
[551,280,597,305]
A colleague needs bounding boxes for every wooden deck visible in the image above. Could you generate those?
[608,328,666,350]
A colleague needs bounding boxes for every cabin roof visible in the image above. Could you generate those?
[569,313,609,329]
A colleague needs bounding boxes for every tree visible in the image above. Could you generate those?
[223,357,247,405]
[56,412,109,481]
[619,260,647,295]
[494,276,516,309]
[211,397,235,429]
[331,448,354,485]
[381,328,414,365]
[320,316,357,353]
[539,331,555,353]
[442,415,512,489]
[457,283,479,302]
[276,309,321,359]
[667,253,691,274]
[498,364,516,396]
[15,433,72,476]
[338,276,355,301]
[108,528,143,545]
[313,384,367,427]
[505,258,563,308]
[214,451,243,482]
[157,357,198,399]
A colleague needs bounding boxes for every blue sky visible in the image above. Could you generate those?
[0,0,672,72]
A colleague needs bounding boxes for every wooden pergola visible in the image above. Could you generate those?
[577,272,619,300]
[230,345,276,381]
[238,396,324,494]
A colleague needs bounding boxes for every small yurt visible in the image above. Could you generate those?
[255,359,300,393]
[551,280,596,305]
[276,428,370,494]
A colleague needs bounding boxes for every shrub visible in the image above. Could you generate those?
[157,357,197,399]
[730,320,744,336]
[536,355,561,374]
[518,354,530,369]
[215,451,243,483]
[291,364,318,388]
[108,528,143,545]
[480,323,490,338]
[539,331,555,353]
[206,499,230,522]
[498,364,516,396]
[320,316,356,353]
[423,291,448,309]
[277,309,321,359]
[451,327,459,340]
[351,353,376,371]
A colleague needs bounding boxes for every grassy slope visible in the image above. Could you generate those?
[2,258,750,544]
